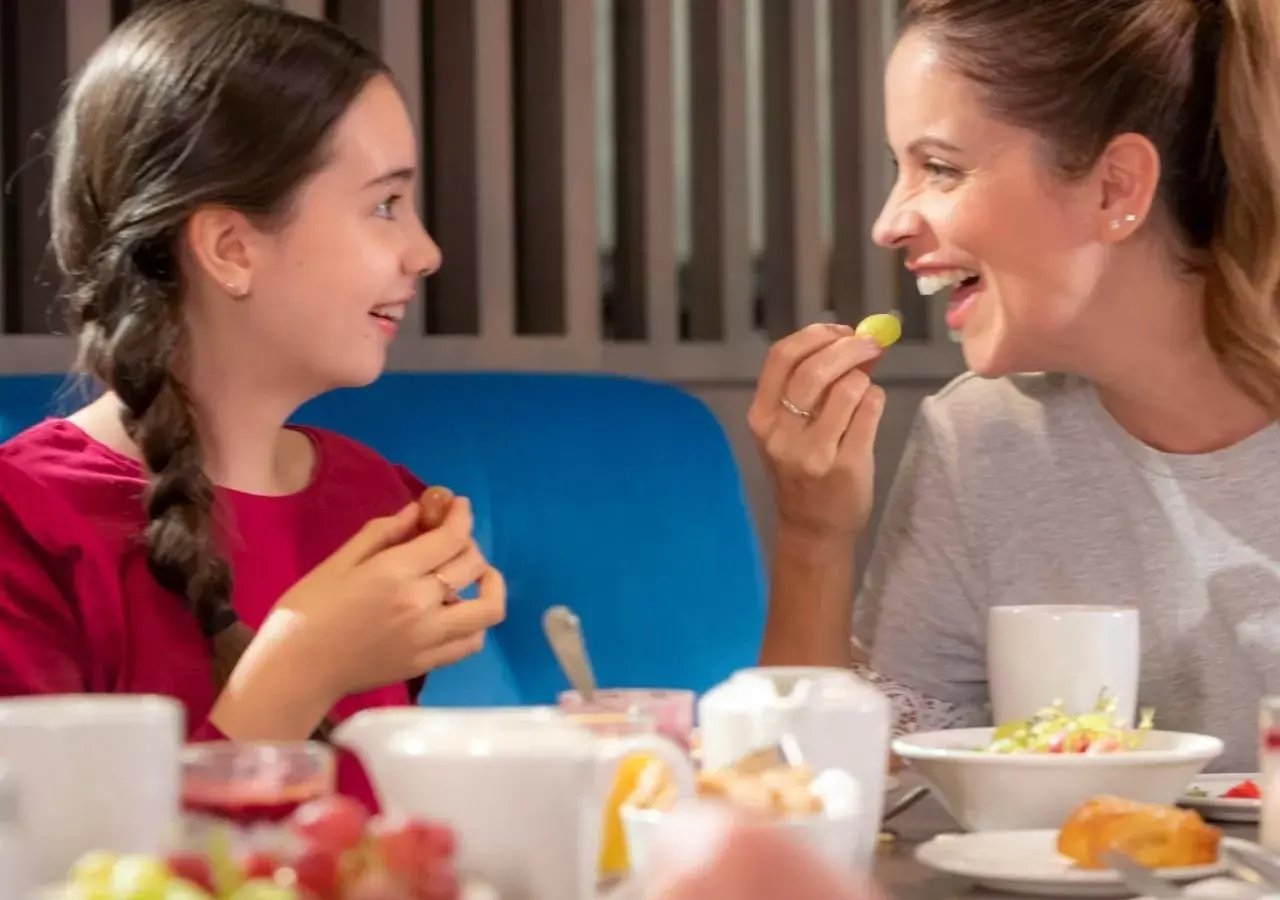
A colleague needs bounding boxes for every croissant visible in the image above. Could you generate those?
[1057,796,1221,870]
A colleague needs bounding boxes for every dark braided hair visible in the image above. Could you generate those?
[49,0,388,719]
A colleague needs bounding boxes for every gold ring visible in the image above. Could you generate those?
[780,397,812,419]
[430,572,460,602]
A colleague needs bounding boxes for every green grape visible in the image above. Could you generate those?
[854,313,903,349]
[69,852,118,889]
[162,879,216,900]
[225,878,300,900]
[107,854,172,899]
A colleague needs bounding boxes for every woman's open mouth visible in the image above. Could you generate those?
[915,268,981,331]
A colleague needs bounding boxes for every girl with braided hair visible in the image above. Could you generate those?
[0,0,504,806]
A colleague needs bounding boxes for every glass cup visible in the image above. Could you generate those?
[1261,698,1280,850]
[180,741,335,827]
[563,709,670,883]
[558,688,696,750]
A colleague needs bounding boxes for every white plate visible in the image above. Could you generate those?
[914,829,1233,898]
[1179,773,1261,823]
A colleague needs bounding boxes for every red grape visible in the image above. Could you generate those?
[291,795,371,854]
[417,859,461,900]
[368,815,456,875]
[344,869,417,900]
[239,850,281,881]
[289,843,343,900]
[164,852,216,894]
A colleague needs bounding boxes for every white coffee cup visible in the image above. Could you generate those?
[987,605,1140,726]
[0,694,183,884]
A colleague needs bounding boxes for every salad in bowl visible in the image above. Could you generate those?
[893,696,1222,831]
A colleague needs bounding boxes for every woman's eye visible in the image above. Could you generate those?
[924,160,964,183]
[375,195,403,219]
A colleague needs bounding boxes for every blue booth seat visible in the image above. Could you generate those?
[0,372,766,707]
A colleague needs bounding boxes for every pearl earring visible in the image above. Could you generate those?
[225,282,245,298]
[1109,213,1138,230]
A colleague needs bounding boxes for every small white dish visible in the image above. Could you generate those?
[1179,773,1261,824]
[913,829,1233,898]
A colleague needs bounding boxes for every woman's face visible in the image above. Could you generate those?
[873,29,1114,377]
[193,74,440,399]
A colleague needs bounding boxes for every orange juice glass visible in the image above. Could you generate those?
[560,690,696,881]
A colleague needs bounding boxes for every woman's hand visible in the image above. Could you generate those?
[268,494,506,698]
[748,323,887,538]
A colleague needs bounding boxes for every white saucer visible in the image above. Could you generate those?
[1179,773,1262,824]
[914,829,1233,898]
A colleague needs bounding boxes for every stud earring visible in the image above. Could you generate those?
[225,282,246,298]
[1109,213,1138,231]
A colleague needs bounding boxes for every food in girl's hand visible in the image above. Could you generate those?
[418,487,454,531]
[985,692,1154,754]
[853,313,903,349]
[1057,796,1221,870]
[61,796,460,900]
[626,757,824,819]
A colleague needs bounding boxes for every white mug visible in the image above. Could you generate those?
[0,694,183,884]
[987,605,1140,726]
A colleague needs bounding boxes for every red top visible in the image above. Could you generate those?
[0,419,427,807]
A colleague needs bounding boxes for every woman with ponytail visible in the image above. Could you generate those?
[0,0,504,801]
[752,0,1280,770]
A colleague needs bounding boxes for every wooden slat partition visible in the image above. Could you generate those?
[687,0,753,344]
[512,0,600,340]
[612,0,677,345]
[761,0,824,339]
[426,0,516,339]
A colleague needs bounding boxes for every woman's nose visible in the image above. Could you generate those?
[871,199,924,250]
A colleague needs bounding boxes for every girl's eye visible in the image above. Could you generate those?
[375,195,403,219]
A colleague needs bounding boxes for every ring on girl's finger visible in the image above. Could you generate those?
[430,572,461,604]
[780,396,813,419]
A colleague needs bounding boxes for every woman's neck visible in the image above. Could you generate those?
[1075,269,1272,454]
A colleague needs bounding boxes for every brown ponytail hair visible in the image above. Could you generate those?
[901,0,1280,414]
[50,0,387,714]
[1206,0,1280,413]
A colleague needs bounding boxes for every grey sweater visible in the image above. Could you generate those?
[852,371,1280,772]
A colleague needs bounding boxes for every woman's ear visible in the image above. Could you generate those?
[1093,132,1161,242]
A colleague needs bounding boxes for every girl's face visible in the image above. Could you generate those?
[187,75,440,401]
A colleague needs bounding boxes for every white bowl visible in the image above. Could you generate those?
[892,728,1223,832]
[621,802,875,879]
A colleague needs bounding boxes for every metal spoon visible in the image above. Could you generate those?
[542,605,597,701]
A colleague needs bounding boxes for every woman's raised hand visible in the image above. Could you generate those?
[748,323,887,537]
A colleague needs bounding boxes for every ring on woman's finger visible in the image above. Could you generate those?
[430,572,461,604]
[780,396,813,419]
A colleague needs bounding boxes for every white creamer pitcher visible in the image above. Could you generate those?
[335,707,695,900]
[698,667,890,866]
